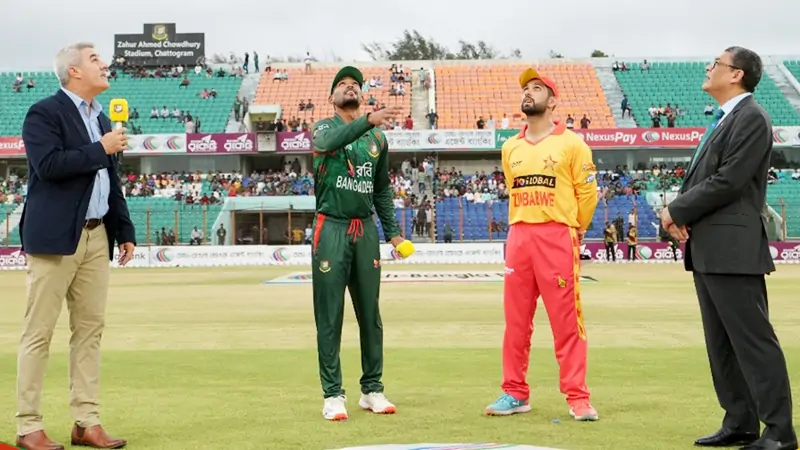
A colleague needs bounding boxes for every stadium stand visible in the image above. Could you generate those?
[3,167,800,245]
[615,61,800,127]
[0,70,242,135]
[768,171,800,237]
[784,60,800,85]
[254,66,413,119]
[2,57,800,246]
[433,63,616,129]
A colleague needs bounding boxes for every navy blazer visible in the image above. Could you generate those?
[19,89,136,259]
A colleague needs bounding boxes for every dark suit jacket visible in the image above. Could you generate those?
[19,89,136,260]
[668,95,775,275]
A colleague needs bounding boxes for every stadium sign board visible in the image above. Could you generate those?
[0,137,25,157]
[186,133,258,154]
[497,126,800,149]
[114,23,204,67]
[275,129,496,152]
[275,131,312,153]
[3,242,800,270]
[125,134,186,155]
[386,129,495,150]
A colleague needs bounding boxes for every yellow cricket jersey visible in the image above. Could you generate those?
[501,122,599,230]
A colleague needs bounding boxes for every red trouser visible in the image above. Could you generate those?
[502,221,590,403]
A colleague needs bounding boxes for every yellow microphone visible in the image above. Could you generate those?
[109,98,129,130]
[395,240,416,259]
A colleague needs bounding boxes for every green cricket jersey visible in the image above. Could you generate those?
[311,113,400,240]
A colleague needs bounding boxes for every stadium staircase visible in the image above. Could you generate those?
[593,64,637,127]
[433,62,616,129]
[765,63,800,113]
[614,61,800,127]
[226,73,261,132]
[411,68,432,129]
[0,71,243,135]
[126,178,224,244]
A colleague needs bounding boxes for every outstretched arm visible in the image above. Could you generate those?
[372,132,400,241]
[312,116,374,153]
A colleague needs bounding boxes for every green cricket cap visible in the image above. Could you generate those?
[330,66,364,94]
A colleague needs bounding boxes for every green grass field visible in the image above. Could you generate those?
[0,263,799,450]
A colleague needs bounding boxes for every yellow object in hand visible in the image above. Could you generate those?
[395,240,416,259]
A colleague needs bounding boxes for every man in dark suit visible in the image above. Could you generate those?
[661,47,796,450]
[15,42,135,450]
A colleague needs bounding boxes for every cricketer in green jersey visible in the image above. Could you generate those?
[310,66,408,421]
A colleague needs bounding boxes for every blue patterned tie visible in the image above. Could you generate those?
[689,108,725,170]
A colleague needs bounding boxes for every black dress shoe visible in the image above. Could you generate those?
[695,428,759,447]
[739,438,798,450]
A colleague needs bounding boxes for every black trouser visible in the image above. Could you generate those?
[694,272,795,443]
[312,213,384,398]
[604,242,616,261]
[627,244,636,261]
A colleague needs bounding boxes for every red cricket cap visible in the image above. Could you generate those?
[519,68,559,98]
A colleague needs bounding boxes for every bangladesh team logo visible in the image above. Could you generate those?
[319,260,331,273]
[368,141,380,158]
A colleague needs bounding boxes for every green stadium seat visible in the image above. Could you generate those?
[0,71,243,136]
[783,61,800,89]
[127,199,223,245]
[615,62,800,127]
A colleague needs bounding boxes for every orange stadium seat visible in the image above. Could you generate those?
[254,66,412,120]
[434,63,616,129]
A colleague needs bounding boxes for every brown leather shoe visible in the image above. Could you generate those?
[15,430,65,450]
[70,424,127,449]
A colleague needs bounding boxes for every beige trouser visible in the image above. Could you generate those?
[16,224,110,435]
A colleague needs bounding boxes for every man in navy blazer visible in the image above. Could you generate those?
[15,42,134,450]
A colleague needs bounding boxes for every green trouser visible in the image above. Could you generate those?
[312,213,384,398]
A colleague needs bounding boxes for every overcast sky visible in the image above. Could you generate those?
[1,0,799,71]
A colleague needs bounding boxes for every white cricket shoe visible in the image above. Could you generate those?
[323,395,348,421]
[359,392,397,414]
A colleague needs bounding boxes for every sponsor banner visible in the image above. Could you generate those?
[385,129,496,151]
[186,133,257,154]
[379,243,503,264]
[574,128,706,149]
[495,129,518,149]
[147,243,504,267]
[3,242,800,270]
[276,131,312,153]
[772,126,800,148]
[266,270,507,285]
[579,241,684,261]
[125,134,185,155]
[149,245,290,267]
[580,241,800,262]
[770,242,800,261]
[266,271,597,285]
[0,247,149,270]
[114,23,204,67]
[0,137,25,156]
